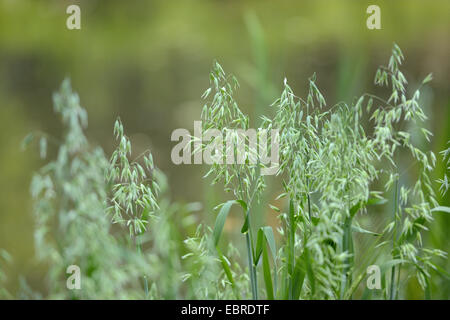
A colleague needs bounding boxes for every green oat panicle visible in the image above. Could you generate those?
[372,44,445,295]
[265,72,379,299]
[199,61,266,203]
[260,43,445,299]
[30,79,149,299]
[107,118,160,238]
[199,62,275,300]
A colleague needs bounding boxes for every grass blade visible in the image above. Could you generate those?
[262,244,274,299]
[213,200,235,246]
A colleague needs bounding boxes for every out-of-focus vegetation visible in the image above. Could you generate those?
[0,0,448,299]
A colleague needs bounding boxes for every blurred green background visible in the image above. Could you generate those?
[0,0,448,298]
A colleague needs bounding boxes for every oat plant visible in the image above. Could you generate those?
[198,62,277,299]
[201,45,447,300]
[16,45,447,300]
[26,80,153,299]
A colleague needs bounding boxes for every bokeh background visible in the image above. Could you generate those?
[0,0,448,298]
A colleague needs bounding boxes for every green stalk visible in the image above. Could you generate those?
[245,210,258,300]
[307,193,312,221]
[306,173,312,221]
[136,232,149,298]
[340,214,353,299]
[390,178,399,300]
[340,183,354,299]
[287,198,295,299]
[236,163,260,300]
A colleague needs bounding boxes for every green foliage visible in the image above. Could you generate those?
[5,45,446,300]
[139,171,204,299]
[204,44,447,300]
[371,44,444,296]
[182,225,248,299]
[29,80,149,299]
[24,79,243,300]
[200,62,279,299]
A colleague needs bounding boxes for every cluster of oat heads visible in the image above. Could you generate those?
[107,118,159,238]
[29,80,147,299]
[200,62,279,300]
[31,80,108,263]
[269,44,445,299]
[199,61,268,203]
[21,45,446,300]
[371,44,445,294]
[202,44,447,300]
[264,66,382,299]
[25,78,243,300]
